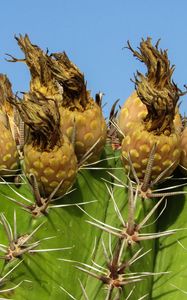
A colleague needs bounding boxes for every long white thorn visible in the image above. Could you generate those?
[101,177,126,189]
[77,205,121,232]
[136,196,165,231]
[137,294,149,300]
[127,178,135,235]
[50,200,97,208]
[19,221,45,245]
[83,155,120,167]
[0,260,23,282]
[90,237,97,258]
[105,184,126,227]
[0,193,30,208]
[137,230,176,240]
[75,265,102,279]
[118,238,126,265]
[51,188,77,202]
[107,171,129,189]
[79,138,101,168]
[142,199,167,228]
[0,213,13,243]
[92,261,108,272]
[0,246,6,253]
[101,238,110,263]
[151,161,176,186]
[75,263,106,276]
[59,285,77,300]
[0,280,28,294]
[129,249,152,266]
[153,182,187,192]
[110,119,125,138]
[177,240,187,250]
[105,285,113,300]
[126,286,136,300]
[59,259,106,275]
[108,233,113,260]
[170,283,187,295]
[78,279,89,300]
[86,220,121,237]
[29,246,73,253]
[0,176,32,203]
[13,210,17,241]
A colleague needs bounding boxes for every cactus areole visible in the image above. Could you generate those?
[119,38,184,180]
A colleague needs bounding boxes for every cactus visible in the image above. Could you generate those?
[0,36,187,300]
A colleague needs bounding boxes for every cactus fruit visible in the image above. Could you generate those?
[0,74,19,175]
[119,38,184,181]
[10,92,78,197]
[48,52,107,163]
[118,91,183,138]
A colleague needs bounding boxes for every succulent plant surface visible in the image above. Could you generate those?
[0,36,187,300]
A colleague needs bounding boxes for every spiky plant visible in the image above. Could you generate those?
[0,74,19,176]
[118,38,184,181]
[1,35,187,300]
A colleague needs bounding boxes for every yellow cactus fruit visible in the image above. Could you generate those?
[119,38,184,180]
[0,74,19,175]
[23,135,77,197]
[59,99,107,162]
[118,91,182,138]
[48,52,107,162]
[11,93,77,197]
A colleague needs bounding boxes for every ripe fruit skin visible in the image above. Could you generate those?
[119,38,183,180]
[59,103,107,162]
[0,74,19,175]
[0,122,19,175]
[180,126,187,172]
[24,136,77,197]
[121,122,180,180]
[118,91,182,138]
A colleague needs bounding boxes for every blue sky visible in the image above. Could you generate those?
[0,0,187,117]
